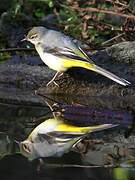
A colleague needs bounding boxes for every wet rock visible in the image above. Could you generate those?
[0,63,54,105]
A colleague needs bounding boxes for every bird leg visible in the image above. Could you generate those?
[58,72,63,78]
[46,72,63,86]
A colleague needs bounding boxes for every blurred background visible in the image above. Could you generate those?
[0,0,135,51]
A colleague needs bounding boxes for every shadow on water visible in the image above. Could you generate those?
[0,94,134,180]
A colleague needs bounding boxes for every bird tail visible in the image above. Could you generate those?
[72,124,118,148]
[91,64,131,86]
[63,60,131,86]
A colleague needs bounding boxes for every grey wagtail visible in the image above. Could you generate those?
[19,117,115,160]
[22,26,131,86]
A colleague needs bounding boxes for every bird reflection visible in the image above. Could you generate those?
[19,96,134,161]
[20,116,115,160]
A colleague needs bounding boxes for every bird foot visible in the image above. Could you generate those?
[46,80,59,87]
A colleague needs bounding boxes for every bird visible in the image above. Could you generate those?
[19,117,116,160]
[22,26,131,86]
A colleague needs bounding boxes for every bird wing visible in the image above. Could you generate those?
[37,124,117,141]
[47,131,84,139]
[36,132,83,145]
[45,46,94,64]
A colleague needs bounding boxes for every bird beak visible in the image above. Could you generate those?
[14,140,20,144]
[21,35,27,42]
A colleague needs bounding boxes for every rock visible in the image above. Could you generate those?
[0,63,53,105]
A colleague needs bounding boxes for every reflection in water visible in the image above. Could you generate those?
[113,167,135,180]
[0,95,134,180]
[0,154,135,180]
[53,103,133,126]
[20,117,115,160]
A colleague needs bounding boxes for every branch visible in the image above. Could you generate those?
[71,6,135,21]
[0,48,35,53]
[43,163,115,168]
[102,32,125,45]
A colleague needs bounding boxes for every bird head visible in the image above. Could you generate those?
[22,26,48,45]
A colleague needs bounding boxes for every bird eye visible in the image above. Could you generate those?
[30,34,38,39]
[22,143,31,154]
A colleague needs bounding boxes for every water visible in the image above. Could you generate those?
[0,95,134,180]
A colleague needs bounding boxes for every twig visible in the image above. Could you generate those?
[102,32,125,45]
[71,6,135,21]
[0,48,35,53]
[105,0,127,7]
[42,163,116,168]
